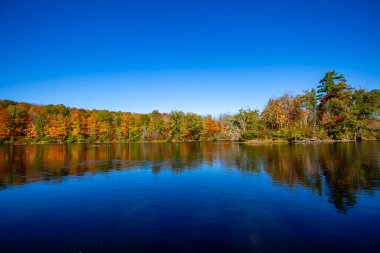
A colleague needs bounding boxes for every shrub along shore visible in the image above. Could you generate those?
[1,71,379,144]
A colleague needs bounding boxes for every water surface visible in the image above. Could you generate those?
[0,142,379,252]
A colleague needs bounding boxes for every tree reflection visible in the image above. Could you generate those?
[242,142,380,212]
[0,142,379,212]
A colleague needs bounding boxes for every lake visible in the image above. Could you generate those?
[0,142,379,253]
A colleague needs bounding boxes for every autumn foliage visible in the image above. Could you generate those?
[0,71,379,144]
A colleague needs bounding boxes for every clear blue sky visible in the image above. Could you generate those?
[1,0,379,115]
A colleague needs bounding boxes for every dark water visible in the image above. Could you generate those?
[0,142,379,253]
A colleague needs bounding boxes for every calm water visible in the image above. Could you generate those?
[0,142,379,253]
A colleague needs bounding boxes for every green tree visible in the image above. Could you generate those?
[317,71,353,139]
[299,89,318,137]
[168,111,185,140]
[351,89,380,139]
[235,108,260,141]
[183,113,203,140]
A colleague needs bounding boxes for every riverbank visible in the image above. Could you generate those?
[244,139,365,145]
[3,138,378,146]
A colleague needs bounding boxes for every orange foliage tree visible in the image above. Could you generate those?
[202,115,220,139]
[44,114,68,142]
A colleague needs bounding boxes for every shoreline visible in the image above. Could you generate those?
[4,138,378,146]
[244,139,360,145]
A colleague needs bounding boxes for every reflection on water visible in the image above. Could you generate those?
[1,142,379,212]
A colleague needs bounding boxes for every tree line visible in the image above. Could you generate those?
[0,71,379,144]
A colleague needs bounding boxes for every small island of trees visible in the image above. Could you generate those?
[1,71,379,144]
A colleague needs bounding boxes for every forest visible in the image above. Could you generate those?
[1,71,379,144]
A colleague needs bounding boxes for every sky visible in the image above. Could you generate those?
[1,0,379,115]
